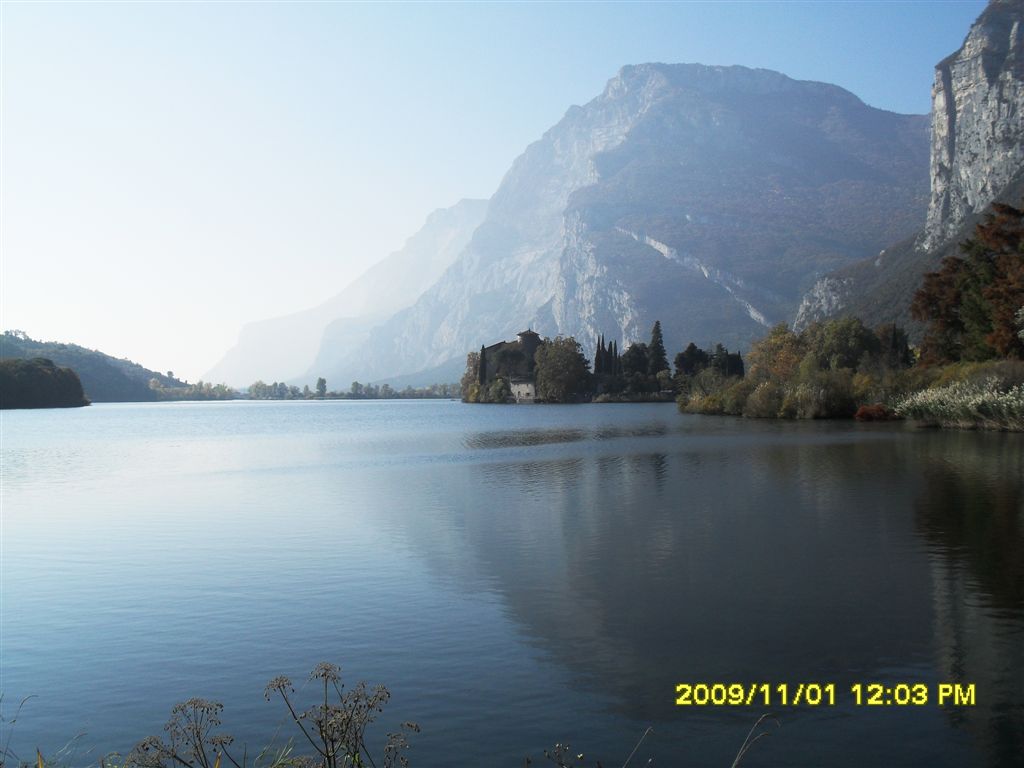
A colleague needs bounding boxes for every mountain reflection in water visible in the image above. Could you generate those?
[2,403,1021,767]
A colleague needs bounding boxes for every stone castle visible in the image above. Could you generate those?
[477,329,542,403]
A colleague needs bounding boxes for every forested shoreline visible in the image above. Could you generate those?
[460,202,1024,430]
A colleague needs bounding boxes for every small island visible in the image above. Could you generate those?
[0,357,89,409]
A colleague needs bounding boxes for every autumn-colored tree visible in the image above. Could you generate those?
[912,201,1024,362]
[745,323,805,381]
[978,202,1024,356]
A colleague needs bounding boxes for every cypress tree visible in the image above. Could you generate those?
[478,345,487,385]
[648,320,669,374]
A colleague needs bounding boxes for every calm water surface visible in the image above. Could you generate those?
[2,401,1022,767]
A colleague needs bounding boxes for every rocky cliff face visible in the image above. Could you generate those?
[924,0,1024,249]
[312,63,928,384]
[308,68,672,385]
[795,0,1024,332]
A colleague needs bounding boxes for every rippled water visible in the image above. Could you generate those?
[2,401,1022,767]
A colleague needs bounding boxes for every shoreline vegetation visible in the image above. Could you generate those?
[674,201,1024,430]
[2,663,777,768]
[461,202,1024,431]
[244,380,459,401]
[458,318,1024,431]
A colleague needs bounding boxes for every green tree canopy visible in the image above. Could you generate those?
[534,336,591,403]
[799,317,880,371]
[0,358,89,409]
[621,342,650,377]
[674,343,709,376]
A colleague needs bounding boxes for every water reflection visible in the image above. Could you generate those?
[463,422,669,450]
[913,433,1024,765]
[387,420,1024,765]
[9,404,1020,767]
[465,428,588,449]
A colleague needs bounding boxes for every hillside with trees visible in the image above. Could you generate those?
[0,331,178,402]
[460,201,1022,428]
[0,331,242,403]
[0,357,89,409]
[679,202,1024,429]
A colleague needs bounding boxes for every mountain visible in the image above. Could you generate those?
[309,63,929,385]
[795,0,1024,333]
[0,331,179,403]
[204,198,488,387]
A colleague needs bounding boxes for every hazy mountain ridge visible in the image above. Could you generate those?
[314,63,928,384]
[308,68,674,385]
[796,0,1024,332]
[204,198,488,386]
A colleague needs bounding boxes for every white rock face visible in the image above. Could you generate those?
[793,277,854,331]
[792,1,1024,333]
[615,227,771,328]
[923,0,1024,249]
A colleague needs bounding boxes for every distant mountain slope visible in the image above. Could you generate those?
[0,332,178,402]
[796,169,1024,336]
[796,0,1024,333]
[317,63,928,384]
[204,198,487,386]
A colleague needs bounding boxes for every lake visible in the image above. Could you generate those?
[2,401,1022,767]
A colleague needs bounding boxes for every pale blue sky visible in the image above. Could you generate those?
[2,0,987,380]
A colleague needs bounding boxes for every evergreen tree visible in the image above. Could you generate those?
[873,323,913,370]
[675,342,710,376]
[648,320,669,375]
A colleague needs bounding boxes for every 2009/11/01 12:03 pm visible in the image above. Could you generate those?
[674,682,977,707]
